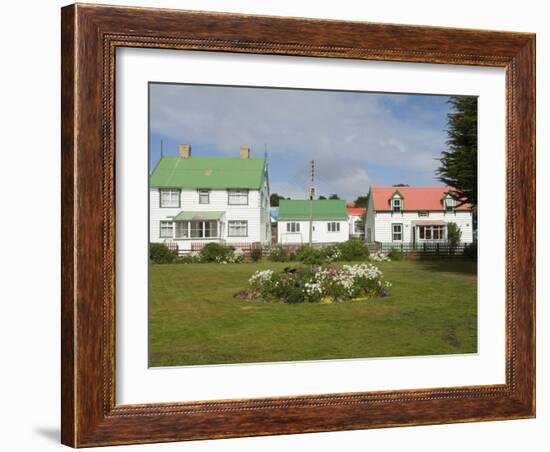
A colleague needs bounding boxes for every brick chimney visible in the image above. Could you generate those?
[239,146,250,159]
[179,144,191,159]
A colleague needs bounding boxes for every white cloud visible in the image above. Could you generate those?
[150,83,448,199]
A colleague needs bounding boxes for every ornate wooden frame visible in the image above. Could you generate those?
[61,3,535,447]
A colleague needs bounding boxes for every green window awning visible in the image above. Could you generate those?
[173,211,225,221]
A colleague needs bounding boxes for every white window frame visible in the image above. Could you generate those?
[418,225,446,241]
[228,189,249,205]
[392,223,403,242]
[198,189,210,204]
[159,188,180,208]
[175,221,219,239]
[444,195,456,212]
[286,222,300,233]
[228,220,248,237]
[159,220,174,238]
[392,197,402,213]
[418,211,429,217]
[175,221,188,238]
[327,221,340,232]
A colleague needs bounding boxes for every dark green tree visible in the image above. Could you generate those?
[318,195,327,200]
[270,193,286,207]
[328,194,340,200]
[353,195,369,207]
[437,96,478,207]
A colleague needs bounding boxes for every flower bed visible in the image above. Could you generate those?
[238,263,391,304]
[370,250,391,262]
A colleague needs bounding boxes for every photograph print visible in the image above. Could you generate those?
[148,83,478,367]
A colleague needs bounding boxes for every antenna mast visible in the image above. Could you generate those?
[309,160,315,246]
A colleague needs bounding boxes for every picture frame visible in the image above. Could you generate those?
[61,3,535,447]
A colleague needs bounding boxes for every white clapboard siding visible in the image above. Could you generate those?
[277,220,349,244]
[365,195,376,243]
[149,187,271,249]
[371,211,474,244]
[348,215,363,237]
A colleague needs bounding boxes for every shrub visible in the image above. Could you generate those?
[463,242,477,260]
[295,245,324,265]
[243,263,391,304]
[370,250,390,262]
[334,239,370,261]
[269,245,290,262]
[322,244,342,262]
[149,243,177,264]
[388,248,404,261]
[447,222,462,246]
[173,254,195,264]
[250,246,263,263]
[199,243,234,263]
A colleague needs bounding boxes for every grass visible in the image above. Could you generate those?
[149,259,477,367]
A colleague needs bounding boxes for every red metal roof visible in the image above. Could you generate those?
[347,207,366,216]
[370,186,471,211]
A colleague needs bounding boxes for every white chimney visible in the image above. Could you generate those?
[179,144,191,159]
[239,146,250,159]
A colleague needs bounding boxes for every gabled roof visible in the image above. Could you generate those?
[278,199,348,221]
[149,156,265,189]
[370,186,471,211]
[347,207,366,217]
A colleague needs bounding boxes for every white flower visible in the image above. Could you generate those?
[248,269,274,286]
[371,251,390,262]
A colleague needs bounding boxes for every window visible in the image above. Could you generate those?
[418,211,429,217]
[445,196,455,212]
[198,189,210,204]
[175,222,188,238]
[392,198,402,213]
[228,189,249,205]
[228,220,248,237]
[159,188,180,208]
[327,222,340,232]
[433,225,445,240]
[175,221,218,238]
[159,221,173,238]
[392,223,403,241]
[286,222,300,233]
[418,225,445,240]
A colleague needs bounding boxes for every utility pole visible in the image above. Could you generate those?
[309,160,315,246]
[160,139,164,157]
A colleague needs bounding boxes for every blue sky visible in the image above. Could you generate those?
[149,83,452,201]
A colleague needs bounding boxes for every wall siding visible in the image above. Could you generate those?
[149,186,270,251]
[372,211,474,244]
[365,193,376,242]
[277,220,349,244]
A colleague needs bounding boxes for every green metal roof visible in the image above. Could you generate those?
[277,199,348,221]
[173,211,224,221]
[149,156,265,189]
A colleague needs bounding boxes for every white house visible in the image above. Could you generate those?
[347,206,366,239]
[365,186,474,245]
[149,145,271,252]
[277,199,349,245]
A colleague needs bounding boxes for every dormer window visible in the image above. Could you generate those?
[392,198,402,213]
[444,195,455,213]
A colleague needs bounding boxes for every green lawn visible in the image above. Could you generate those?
[149,259,477,367]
